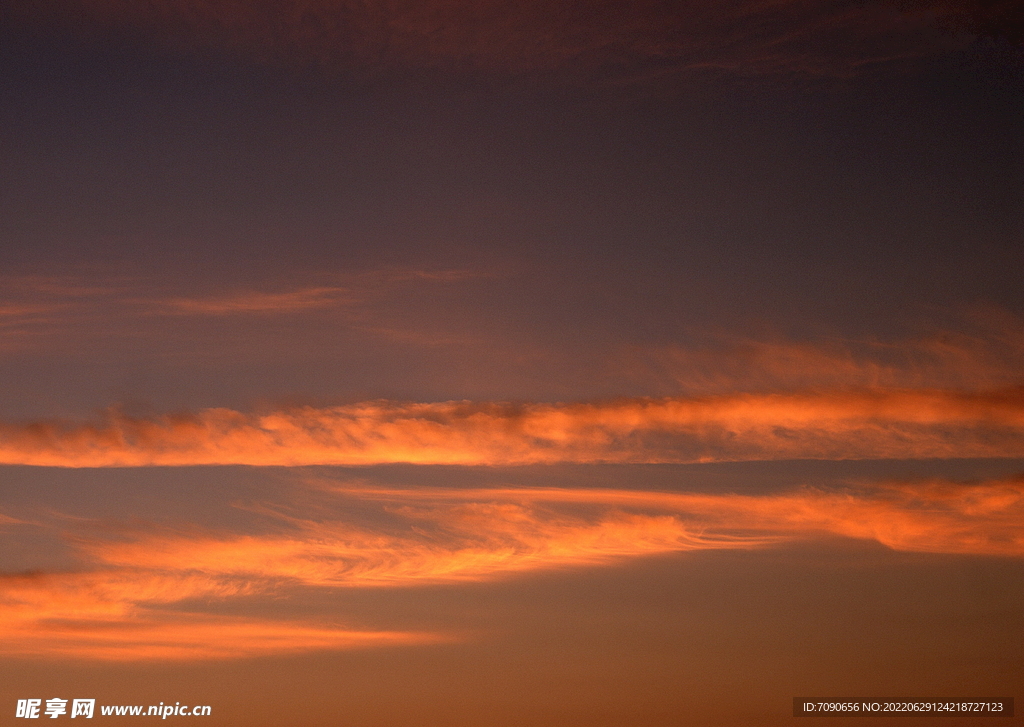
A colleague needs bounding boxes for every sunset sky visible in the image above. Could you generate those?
[1,1,1022,725]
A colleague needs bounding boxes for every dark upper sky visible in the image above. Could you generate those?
[1,0,1022,416]
[3,0,1022,304]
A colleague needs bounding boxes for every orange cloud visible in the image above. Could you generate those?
[85,477,1024,595]
[3,389,1024,466]
[4,616,442,661]
[2,494,741,659]
[335,480,1024,557]
[86,507,767,587]
[4,474,1021,660]
[0,570,443,661]
[622,314,1024,394]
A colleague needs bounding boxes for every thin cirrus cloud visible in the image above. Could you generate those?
[3,474,1021,660]
[86,477,1024,586]
[154,269,484,315]
[86,503,766,586]
[0,276,393,319]
[0,270,478,309]
[5,0,964,82]
[3,389,1024,467]
[156,286,359,315]
[82,477,1024,591]
[0,556,447,661]
[1,495,726,660]
[0,569,444,660]
[0,270,484,351]
[0,281,363,355]
[5,617,443,661]
[336,480,1024,558]
[623,320,1024,394]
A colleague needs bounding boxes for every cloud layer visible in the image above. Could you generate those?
[3,389,1024,467]
[0,563,444,660]
[3,475,1021,659]
[624,315,1024,394]
[0,580,443,660]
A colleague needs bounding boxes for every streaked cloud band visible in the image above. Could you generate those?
[3,474,1022,660]
[4,389,1024,467]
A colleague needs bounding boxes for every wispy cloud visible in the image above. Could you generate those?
[0,568,443,660]
[620,313,1024,394]
[3,615,442,661]
[85,478,1024,592]
[3,473,1021,659]
[0,577,442,663]
[332,479,1024,558]
[0,270,478,312]
[157,286,358,315]
[0,269,486,357]
[3,389,1024,466]
[0,304,68,320]
[86,505,764,587]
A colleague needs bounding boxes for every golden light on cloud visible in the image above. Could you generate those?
[3,390,1024,467]
[3,474,1021,660]
[89,478,1024,590]
[17,618,441,662]
[0,570,444,661]
[86,507,769,587]
[1,611,444,661]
